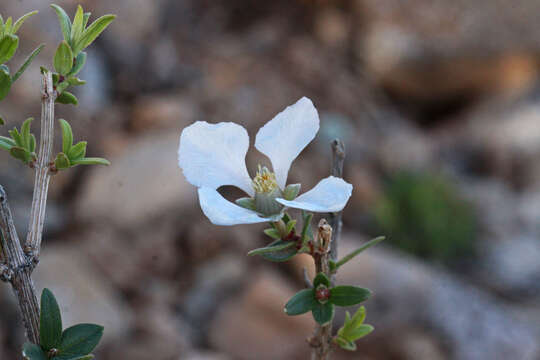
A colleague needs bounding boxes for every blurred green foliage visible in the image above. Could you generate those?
[375,171,476,261]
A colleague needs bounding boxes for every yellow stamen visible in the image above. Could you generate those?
[252,165,278,194]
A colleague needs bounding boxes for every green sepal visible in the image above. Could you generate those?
[333,236,385,271]
[263,228,281,240]
[70,157,110,166]
[68,52,86,76]
[329,286,371,307]
[0,34,19,63]
[284,288,316,315]
[258,239,298,262]
[50,4,72,42]
[56,91,78,105]
[283,183,301,200]
[58,119,73,154]
[54,40,74,76]
[54,152,71,170]
[67,141,87,160]
[12,43,45,82]
[0,65,12,100]
[313,272,330,288]
[235,197,255,211]
[247,240,295,256]
[40,288,63,351]
[22,343,47,360]
[312,301,335,326]
[72,14,116,55]
[57,323,103,357]
[12,11,38,35]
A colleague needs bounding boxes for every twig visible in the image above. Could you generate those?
[25,71,56,263]
[0,186,40,344]
[329,139,345,285]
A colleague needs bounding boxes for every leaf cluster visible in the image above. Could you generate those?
[0,118,37,164]
[334,306,374,351]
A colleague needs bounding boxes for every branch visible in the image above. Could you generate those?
[25,71,56,263]
[329,139,345,282]
[0,186,40,344]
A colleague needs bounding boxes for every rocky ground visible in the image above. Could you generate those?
[2,1,540,359]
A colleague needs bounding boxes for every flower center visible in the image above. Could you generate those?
[252,165,278,194]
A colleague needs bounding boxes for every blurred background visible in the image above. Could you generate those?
[1,0,540,359]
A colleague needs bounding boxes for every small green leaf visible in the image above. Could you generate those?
[283,183,301,200]
[68,52,86,76]
[58,323,103,356]
[347,324,374,340]
[54,41,74,76]
[258,239,298,262]
[0,34,19,63]
[12,43,45,82]
[70,157,110,166]
[22,342,47,360]
[10,146,30,163]
[54,152,71,170]
[248,240,295,256]
[73,14,116,55]
[336,306,374,347]
[312,302,334,326]
[313,272,330,288]
[29,134,36,153]
[12,11,38,35]
[3,17,12,36]
[334,236,385,271]
[284,289,316,316]
[70,6,85,49]
[58,119,73,154]
[50,4,72,42]
[285,219,296,236]
[20,118,33,149]
[67,141,87,160]
[40,288,63,351]
[263,228,281,240]
[301,211,313,244]
[0,66,11,100]
[0,115,4,125]
[9,127,22,146]
[0,136,15,150]
[83,13,91,28]
[67,77,86,86]
[329,286,371,307]
[56,91,78,105]
[56,81,70,94]
[335,336,356,351]
[235,197,255,210]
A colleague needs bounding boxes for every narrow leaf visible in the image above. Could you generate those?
[20,117,32,149]
[0,136,15,150]
[263,228,281,240]
[40,288,63,351]
[12,43,44,82]
[284,289,316,315]
[347,324,374,341]
[68,52,86,76]
[70,157,110,166]
[0,66,11,100]
[301,211,313,244]
[329,286,371,307]
[83,12,91,28]
[12,11,38,35]
[0,34,19,63]
[58,119,73,154]
[334,236,385,270]
[73,14,115,54]
[67,141,87,160]
[54,41,74,76]
[50,4,72,42]
[70,6,84,49]
[247,240,295,256]
[56,91,78,105]
[259,239,298,262]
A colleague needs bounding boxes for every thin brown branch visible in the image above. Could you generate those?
[0,186,40,344]
[25,71,56,263]
[329,139,345,285]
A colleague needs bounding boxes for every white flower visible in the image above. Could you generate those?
[178,97,353,226]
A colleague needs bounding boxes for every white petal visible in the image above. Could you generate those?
[255,97,319,189]
[276,176,353,213]
[198,187,272,226]
[179,121,254,196]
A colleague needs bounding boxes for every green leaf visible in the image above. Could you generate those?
[258,239,298,262]
[68,52,86,76]
[313,272,330,288]
[3,17,12,36]
[67,77,86,86]
[54,41,74,76]
[50,4,72,42]
[67,141,87,160]
[285,219,296,236]
[283,183,301,200]
[235,197,255,210]
[72,14,115,54]
[0,136,15,150]
[54,152,71,170]
[12,43,45,82]
[312,302,334,326]
[70,6,85,49]
[40,288,63,351]
[284,289,316,316]
[248,240,295,256]
[0,66,11,100]
[29,134,36,153]
[335,336,356,351]
[0,115,4,125]
[12,11,38,35]
[335,306,374,349]
[58,323,103,356]
[82,13,91,28]
[58,119,73,154]
[56,81,70,94]
[20,117,33,149]
[263,228,281,240]
[70,157,110,166]
[56,91,78,105]
[329,286,371,307]
[334,236,385,271]
[22,342,47,360]
[347,324,374,341]
[301,211,313,244]
[0,34,19,63]
[9,127,22,146]
[9,146,29,163]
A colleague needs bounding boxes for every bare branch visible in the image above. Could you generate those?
[25,71,56,263]
[0,186,40,343]
[329,139,345,283]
